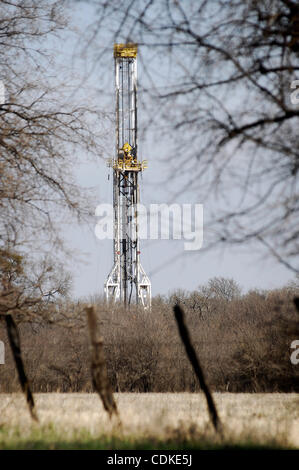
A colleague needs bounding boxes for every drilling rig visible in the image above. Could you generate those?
[105,44,151,309]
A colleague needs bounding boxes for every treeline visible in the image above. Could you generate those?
[0,278,298,393]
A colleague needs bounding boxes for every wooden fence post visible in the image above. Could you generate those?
[174,303,222,434]
[85,306,119,419]
[5,314,38,421]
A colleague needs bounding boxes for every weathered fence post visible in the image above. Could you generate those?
[85,305,119,419]
[174,303,222,434]
[5,314,38,421]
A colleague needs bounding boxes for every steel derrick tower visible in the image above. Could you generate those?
[105,44,151,309]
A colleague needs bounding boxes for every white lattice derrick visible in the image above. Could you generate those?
[104,44,151,309]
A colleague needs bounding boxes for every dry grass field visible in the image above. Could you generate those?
[0,393,298,449]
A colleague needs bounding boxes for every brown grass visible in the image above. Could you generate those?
[0,393,298,449]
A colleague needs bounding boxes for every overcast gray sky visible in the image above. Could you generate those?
[59,3,295,299]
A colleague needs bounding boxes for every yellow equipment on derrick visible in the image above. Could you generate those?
[113,43,137,58]
[112,142,147,171]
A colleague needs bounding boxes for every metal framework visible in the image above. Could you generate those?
[105,44,151,309]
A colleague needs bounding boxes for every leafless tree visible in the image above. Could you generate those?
[0,247,71,323]
[0,1,105,321]
[81,0,299,272]
[199,277,242,302]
